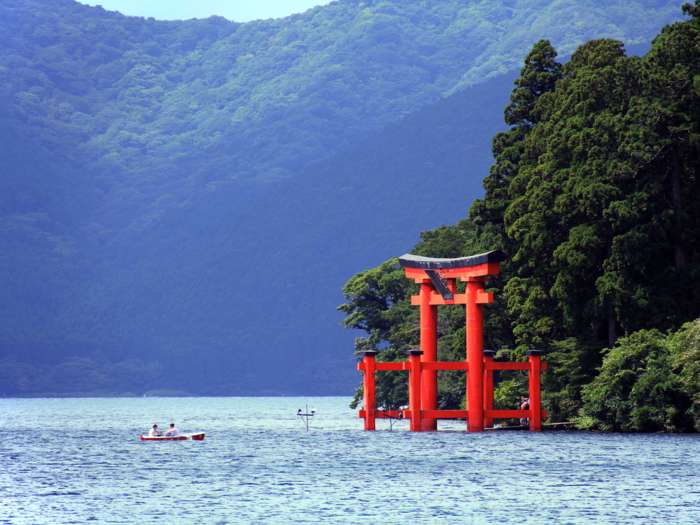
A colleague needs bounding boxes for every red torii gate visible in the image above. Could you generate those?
[357,250,547,432]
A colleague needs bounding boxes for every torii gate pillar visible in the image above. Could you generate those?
[466,276,486,431]
[419,281,438,430]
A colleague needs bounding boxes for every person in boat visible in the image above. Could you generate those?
[164,423,179,437]
[149,424,160,437]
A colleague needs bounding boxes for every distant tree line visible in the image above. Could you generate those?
[339,2,700,432]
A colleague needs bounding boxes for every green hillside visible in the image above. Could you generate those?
[0,1,684,213]
[0,0,689,396]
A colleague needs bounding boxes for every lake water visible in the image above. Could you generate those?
[1,397,699,524]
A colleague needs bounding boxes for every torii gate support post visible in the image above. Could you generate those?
[407,349,423,431]
[466,277,487,432]
[420,281,438,431]
[483,349,496,429]
[527,349,543,431]
[362,350,378,431]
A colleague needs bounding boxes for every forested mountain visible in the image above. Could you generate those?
[340,5,700,431]
[0,0,688,396]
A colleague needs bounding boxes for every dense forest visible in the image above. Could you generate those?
[0,0,690,397]
[340,3,700,431]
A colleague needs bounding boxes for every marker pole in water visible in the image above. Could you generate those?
[297,405,315,431]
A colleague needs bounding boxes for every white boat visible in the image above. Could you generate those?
[139,432,205,441]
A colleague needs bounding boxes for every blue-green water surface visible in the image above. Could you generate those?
[1,397,699,524]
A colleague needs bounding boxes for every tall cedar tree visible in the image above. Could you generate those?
[469,40,563,352]
[470,39,562,241]
[602,0,700,333]
[503,2,700,353]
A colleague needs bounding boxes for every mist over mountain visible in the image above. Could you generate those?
[0,0,686,395]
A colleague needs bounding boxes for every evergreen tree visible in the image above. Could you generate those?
[504,39,635,350]
[469,40,563,353]
[470,40,562,237]
[604,0,700,331]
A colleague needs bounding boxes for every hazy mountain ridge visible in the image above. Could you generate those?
[1,2,683,200]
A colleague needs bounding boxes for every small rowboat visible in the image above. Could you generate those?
[139,432,205,441]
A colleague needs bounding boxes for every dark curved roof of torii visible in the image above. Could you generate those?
[398,250,506,269]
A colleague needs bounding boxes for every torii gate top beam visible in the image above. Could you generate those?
[398,250,506,282]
